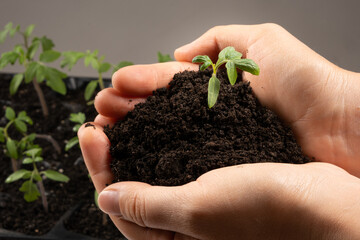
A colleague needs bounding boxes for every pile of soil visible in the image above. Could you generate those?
[105,69,310,186]
[0,74,123,239]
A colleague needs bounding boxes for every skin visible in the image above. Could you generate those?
[78,24,360,239]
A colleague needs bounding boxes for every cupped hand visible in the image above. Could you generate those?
[78,24,360,239]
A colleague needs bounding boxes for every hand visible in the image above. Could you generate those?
[78,24,360,239]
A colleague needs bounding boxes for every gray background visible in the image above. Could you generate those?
[0,0,359,78]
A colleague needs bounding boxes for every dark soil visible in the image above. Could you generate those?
[0,74,123,239]
[105,69,310,186]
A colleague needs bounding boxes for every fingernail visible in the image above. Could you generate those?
[98,190,121,216]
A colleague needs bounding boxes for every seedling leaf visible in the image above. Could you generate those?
[65,137,79,151]
[24,62,39,83]
[24,24,35,38]
[6,138,18,159]
[98,62,111,73]
[225,61,237,85]
[44,67,67,95]
[42,170,69,182]
[61,51,85,70]
[14,119,27,133]
[40,36,55,51]
[27,40,40,60]
[20,180,40,202]
[40,50,61,63]
[25,148,42,158]
[69,112,86,124]
[84,80,98,101]
[5,169,31,183]
[233,59,260,75]
[10,73,23,95]
[113,61,133,73]
[5,107,16,120]
[208,75,220,108]
[157,52,173,63]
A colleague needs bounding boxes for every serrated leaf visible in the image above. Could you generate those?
[5,169,31,183]
[13,45,25,64]
[69,112,86,124]
[24,61,39,83]
[233,59,260,75]
[14,119,27,133]
[113,61,133,73]
[98,62,111,73]
[24,24,35,38]
[84,80,98,101]
[10,73,23,95]
[61,51,85,70]
[35,64,46,83]
[40,36,55,51]
[20,180,40,202]
[0,51,19,69]
[33,172,42,182]
[157,52,173,63]
[5,107,16,120]
[84,55,95,67]
[42,170,69,182]
[6,138,18,159]
[44,67,67,95]
[226,61,237,85]
[208,75,220,108]
[25,148,42,158]
[40,50,61,63]
[65,137,79,151]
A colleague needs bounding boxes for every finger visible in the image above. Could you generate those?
[174,24,256,62]
[112,62,198,97]
[94,114,117,128]
[109,216,176,240]
[78,122,113,192]
[94,88,145,119]
[97,181,196,234]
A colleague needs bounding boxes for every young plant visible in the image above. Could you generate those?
[61,50,133,103]
[0,107,36,172]
[192,46,260,108]
[157,51,173,62]
[5,147,69,212]
[65,112,86,151]
[0,22,68,117]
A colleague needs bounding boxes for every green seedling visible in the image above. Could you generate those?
[5,147,69,212]
[192,46,260,108]
[65,112,86,151]
[0,22,68,117]
[61,50,133,103]
[157,51,173,62]
[0,107,36,171]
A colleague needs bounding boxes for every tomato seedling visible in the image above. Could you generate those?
[192,46,260,108]
[65,112,86,151]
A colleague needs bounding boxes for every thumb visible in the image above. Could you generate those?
[98,181,195,232]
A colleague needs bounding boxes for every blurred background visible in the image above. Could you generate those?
[0,0,359,78]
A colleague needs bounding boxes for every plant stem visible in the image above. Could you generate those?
[11,158,18,172]
[37,180,48,213]
[98,73,104,90]
[32,78,49,118]
[36,134,61,154]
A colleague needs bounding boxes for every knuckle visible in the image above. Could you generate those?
[125,191,147,227]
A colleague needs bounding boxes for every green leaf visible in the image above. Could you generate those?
[218,46,242,62]
[33,172,42,182]
[5,169,31,183]
[69,112,86,124]
[99,62,111,73]
[94,190,99,208]
[192,55,213,71]
[6,138,18,159]
[27,133,37,142]
[5,106,16,120]
[35,64,46,83]
[113,61,133,73]
[14,119,27,133]
[13,45,25,64]
[9,25,20,37]
[84,80,98,101]
[73,124,82,132]
[91,58,99,70]
[10,73,23,95]
[34,156,43,162]
[24,24,35,38]
[25,148,42,158]
[208,75,220,108]
[40,50,61,63]
[20,180,40,202]
[24,62,38,83]
[44,67,67,95]
[157,52,173,63]
[233,59,260,75]
[61,51,85,70]
[65,137,79,151]
[17,111,33,125]
[22,157,34,164]
[0,51,19,69]
[40,36,55,51]
[42,170,69,182]
[27,39,40,60]
[225,61,237,85]
[0,30,7,43]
